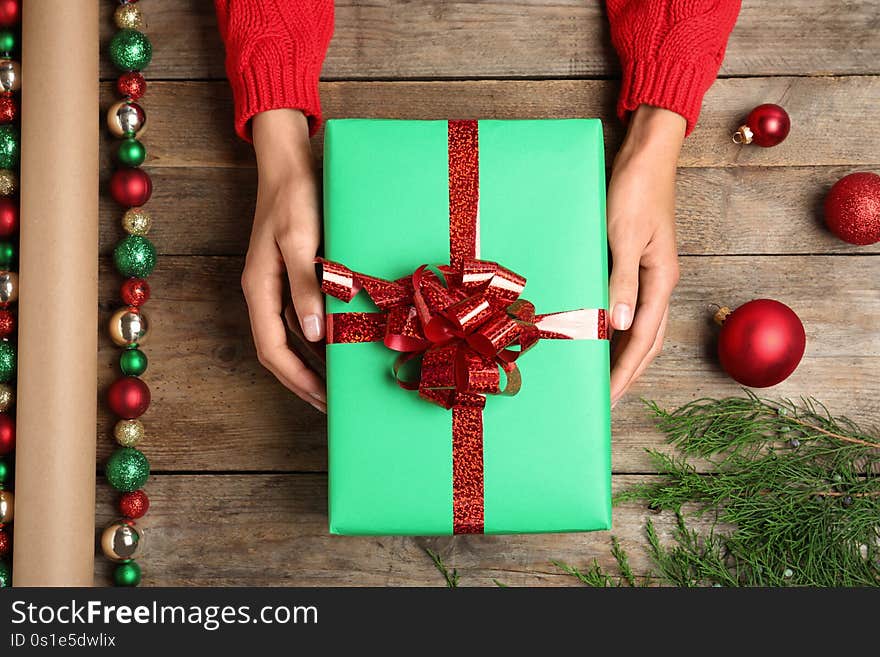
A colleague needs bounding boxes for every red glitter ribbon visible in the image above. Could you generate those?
[321,120,608,534]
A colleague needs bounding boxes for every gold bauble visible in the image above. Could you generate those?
[0,383,13,412]
[121,208,152,236]
[0,170,16,197]
[0,271,17,305]
[114,3,145,30]
[114,419,144,447]
[101,521,143,562]
[109,307,148,347]
[0,59,20,94]
[106,99,146,138]
[0,489,12,524]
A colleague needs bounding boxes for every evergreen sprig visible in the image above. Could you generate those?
[565,393,880,587]
[426,548,459,588]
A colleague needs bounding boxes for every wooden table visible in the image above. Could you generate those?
[94,1,880,586]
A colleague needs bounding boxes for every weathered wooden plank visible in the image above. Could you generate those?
[106,78,880,169]
[99,166,880,257]
[93,474,708,586]
[98,1,880,80]
[96,255,880,473]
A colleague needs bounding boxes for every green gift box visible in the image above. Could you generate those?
[323,118,610,535]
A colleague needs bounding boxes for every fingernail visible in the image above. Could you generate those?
[302,314,323,341]
[612,304,632,331]
[310,390,326,404]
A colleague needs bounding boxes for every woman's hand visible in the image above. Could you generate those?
[607,105,685,406]
[242,109,326,412]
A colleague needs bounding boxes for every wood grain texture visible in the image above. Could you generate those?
[99,1,880,80]
[93,474,711,586]
[107,78,880,170]
[96,255,880,474]
[99,165,880,257]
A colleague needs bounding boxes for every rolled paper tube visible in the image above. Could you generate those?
[14,2,99,585]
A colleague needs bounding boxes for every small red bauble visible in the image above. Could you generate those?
[716,299,806,388]
[0,529,9,558]
[0,309,14,338]
[0,198,17,238]
[120,278,150,307]
[0,413,14,456]
[119,489,150,519]
[0,0,19,28]
[733,103,791,147]
[823,172,880,246]
[0,95,15,123]
[107,376,151,419]
[110,168,152,208]
[117,72,147,101]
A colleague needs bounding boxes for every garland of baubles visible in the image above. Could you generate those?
[102,0,155,588]
[0,0,20,590]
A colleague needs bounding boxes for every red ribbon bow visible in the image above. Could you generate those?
[321,120,607,534]
[320,257,557,410]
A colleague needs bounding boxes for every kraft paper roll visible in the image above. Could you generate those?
[13,1,99,586]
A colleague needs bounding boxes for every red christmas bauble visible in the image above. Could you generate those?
[110,168,152,208]
[117,72,147,101]
[107,376,151,419]
[120,278,150,307]
[119,489,150,519]
[0,95,15,124]
[0,529,9,558]
[823,172,880,245]
[0,413,14,456]
[0,0,19,27]
[717,299,806,388]
[735,103,791,147]
[0,309,14,338]
[0,198,17,238]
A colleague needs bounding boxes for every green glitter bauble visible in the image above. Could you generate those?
[114,235,156,278]
[0,559,9,587]
[0,125,18,169]
[0,341,14,383]
[109,29,152,72]
[0,241,13,268]
[0,30,16,55]
[113,561,141,587]
[120,348,148,376]
[105,447,150,492]
[0,458,10,484]
[118,138,146,167]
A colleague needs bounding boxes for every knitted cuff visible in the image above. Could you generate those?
[617,56,715,136]
[229,36,323,143]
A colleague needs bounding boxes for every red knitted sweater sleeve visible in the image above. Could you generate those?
[213,0,334,142]
[606,0,741,135]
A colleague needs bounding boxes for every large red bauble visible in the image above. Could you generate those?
[117,72,147,101]
[0,198,17,238]
[718,299,806,388]
[0,0,19,27]
[107,376,151,419]
[0,529,9,557]
[110,168,152,208]
[744,103,790,147]
[823,172,880,245]
[0,413,13,456]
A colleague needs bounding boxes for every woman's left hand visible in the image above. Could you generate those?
[606,105,686,406]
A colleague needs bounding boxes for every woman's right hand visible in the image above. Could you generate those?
[243,109,326,412]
